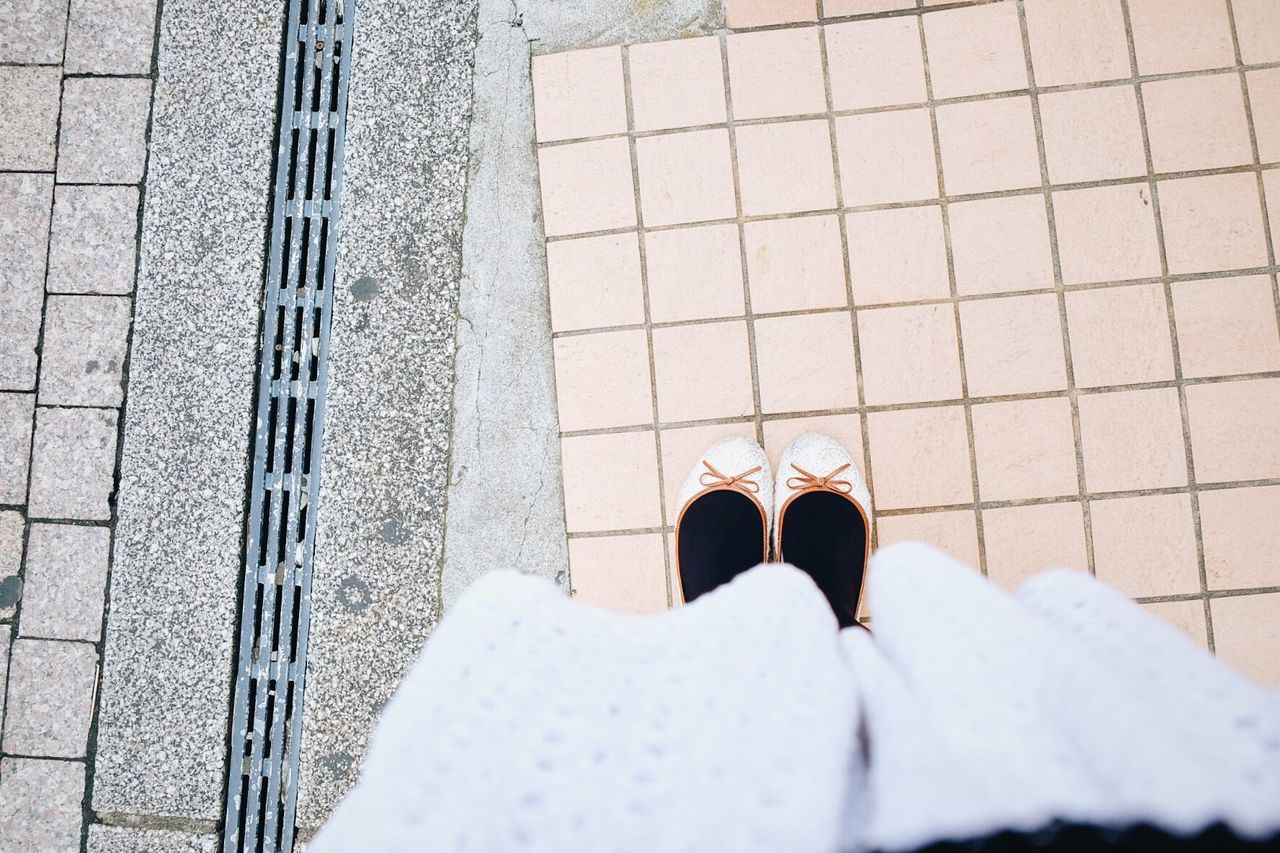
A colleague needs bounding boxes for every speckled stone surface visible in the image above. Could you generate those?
[0,625,10,713]
[56,77,151,184]
[64,0,157,74]
[48,186,140,295]
[86,825,218,853]
[0,67,60,170]
[517,0,719,53]
[0,757,85,853]
[20,523,110,641]
[1,638,98,757]
[90,0,280,822]
[27,407,118,521]
[0,0,69,63]
[36,296,132,407]
[0,174,54,390]
[296,0,480,830]
[0,394,35,506]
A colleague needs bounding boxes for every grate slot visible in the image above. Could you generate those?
[223,0,355,850]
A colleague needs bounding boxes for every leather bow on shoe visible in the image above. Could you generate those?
[785,463,854,494]
[699,461,762,493]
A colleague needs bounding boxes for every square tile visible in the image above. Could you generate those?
[1199,486,1280,590]
[921,3,1028,99]
[646,224,745,323]
[1039,86,1146,183]
[1,174,53,390]
[726,0,817,27]
[568,533,669,614]
[1143,73,1252,172]
[538,138,636,237]
[835,109,938,205]
[959,293,1068,397]
[1052,184,1161,284]
[628,37,726,132]
[0,512,21,614]
[755,312,858,413]
[1186,378,1280,482]
[1211,592,1280,687]
[1090,493,1200,597]
[636,129,737,227]
[0,757,85,853]
[38,295,133,407]
[2,638,98,757]
[0,393,35,505]
[546,233,645,332]
[1078,387,1188,492]
[0,0,68,63]
[552,330,653,432]
[1159,173,1269,275]
[726,28,827,120]
[64,0,157,74]
[846,206,950,305]
[531,46,626,142]
[949,195,1054,296]
[1233,0,1280,64]
[823,0,914,13]
[1247,68,1280,163]
[1065,283,1175,388]
[1172,276,1280,378]
[744,216,847,314]
[735,120,838,216]
[1128,0,1235,75]
[560,431,662,532]
[1142,599,1208,648]
[652,321,755,422]
[866,406,973,510]
[762,413,863,474]
[27,406,119,521]
[0,67,60,170]
[983,502,1088,591]
[825,17,926,111]
[1024,0,1131,86]
[971,397,1079,501]
[859,304,962,405]
[660,421,758,518]
[935,97,1041,195]
[20,523,110,641]
[47,186,139,296]
[877,509,981,569]
[57,77,151,184]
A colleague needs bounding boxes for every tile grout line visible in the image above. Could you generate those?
[715,31,769,456]
[540,172,1280,243]
[915,10,988,577]
[550,367,1280,439]
[546,263,1280,339]
[563,476,1280,539]
[1118,0,1214,653]
[1013,0,1096,577]
[815,18,878,552]
[532,59,1280,151]
[617,46,674,608]
[1224,0,1280,331]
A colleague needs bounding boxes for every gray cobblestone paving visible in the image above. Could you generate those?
[0,0,157,847]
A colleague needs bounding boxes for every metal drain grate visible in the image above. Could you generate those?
[223,0,354,850]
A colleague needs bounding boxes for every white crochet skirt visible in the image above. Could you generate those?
[310,543,1280,853]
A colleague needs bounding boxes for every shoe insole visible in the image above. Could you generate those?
[678,489,766,603]
[780,491,867,629]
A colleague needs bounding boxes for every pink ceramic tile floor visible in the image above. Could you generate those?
[532,0,1280,686]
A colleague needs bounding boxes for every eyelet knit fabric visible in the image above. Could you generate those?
[310,544,1280,853]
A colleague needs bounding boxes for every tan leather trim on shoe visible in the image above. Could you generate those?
[775,477,872,626]
[673,481,770,607]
